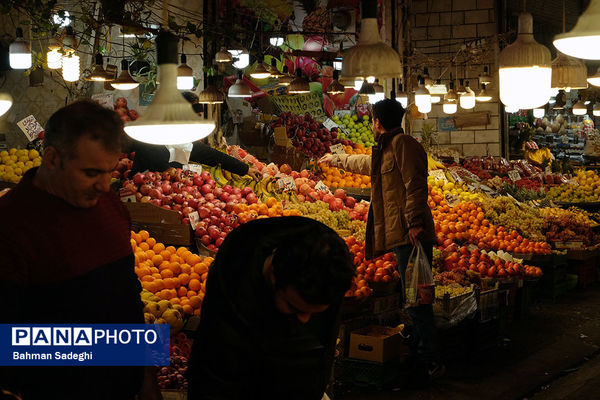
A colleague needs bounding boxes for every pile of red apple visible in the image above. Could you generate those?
[114,97,140,123]
[111,152,135,180]
[157,333,190,390]
[122,168,259,251]
[270,111,352,158]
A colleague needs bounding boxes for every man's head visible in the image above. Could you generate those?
[371,99,405,139]
[264,219,355,323]
[39,100,123,208]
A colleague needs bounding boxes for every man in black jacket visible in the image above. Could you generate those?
[187,217,355,399]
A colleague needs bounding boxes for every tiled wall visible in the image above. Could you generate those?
[409,0,501,156]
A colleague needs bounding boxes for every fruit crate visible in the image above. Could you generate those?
[476,283,499,323]
[434,286,475,316]
[511,253,553,267]
[338,357,404,390]
[126,202,193,246]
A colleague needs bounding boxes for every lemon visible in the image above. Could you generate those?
[8,148,17,155]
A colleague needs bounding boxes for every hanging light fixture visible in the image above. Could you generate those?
[505,105,520,113]
[476,83,492,102]
[456,79,467,95]
[124,31,216,145]
[368,78,385,103]
[9,28,32,69]
[268,58,284,78]
[289,68,310,94]
[593,103,600,116]
[228,48,250,69]
[396,82,408,109]
[415,77,432,113]
[228,70,252,97]
[327,70,345,95]
[341,0,401,79]
[422,67,434,88]
[443,81,458,114]
[333,43,343,71]
[354,77,364,91]
[551,52,588,92]
[340,76,355,89]
[177,54,194,90]
[359,81,375,95]
[46,39,62,70]
[198,77,224,104]
[111,60,139,90]
[0,93,13,117]
[572,97,588,115]
[215,46,233,63]
[553,0,600,60]
[86,54,112,81]
[479,66,492,85]
[366,76,376,84]
[460,81,476,109]
[270,34,284,47]
[429,79,447,104]
[250,57,271,79]
[533,107,545,118]
[499,12,551,109]
[278,66,294,86]
[61,51,80,82]
[588,67,600,86]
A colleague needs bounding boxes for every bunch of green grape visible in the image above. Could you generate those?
[349,220,366,241]
[481,196,545,240]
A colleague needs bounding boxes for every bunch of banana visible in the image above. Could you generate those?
[427,154,445,171]
[252,177,283,202]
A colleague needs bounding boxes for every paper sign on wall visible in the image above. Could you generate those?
[17,115,44,142]
[92,93,114,109]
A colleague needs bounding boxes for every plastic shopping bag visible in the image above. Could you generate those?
[405,242,435,308]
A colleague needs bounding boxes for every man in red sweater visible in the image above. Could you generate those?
[0,101,161,399]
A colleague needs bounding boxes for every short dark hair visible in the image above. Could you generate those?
[44,100,124,160]
[372,99,405,131]
[271,217,355,305]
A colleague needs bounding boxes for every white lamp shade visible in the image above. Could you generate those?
[505,105,519,113]
[228,79,252,97]
[430,95,441,104]
[588,68,600,86]
[553,0,600,60]
[354,79,364,90]
[572,100,587,115]
[47,49,62,69]
[0,93,13,117]
[533,108,545,118]
[366,76,376,83]
[61,53,80,82]
[177,76,194,90]
[499,13,551,109]
[124,64,216,144]
[460,91,476,109]
[593,104,600,116]
[9,29,32,70]
[415,83,431,113]
[443,102,457,114]
[229,50,250,69]
[10,53,32,69]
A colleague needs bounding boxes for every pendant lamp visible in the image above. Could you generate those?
[278,66,294,86]
[9,28,32,69]
[593,103,600,116]
[341,0,401,79]
[288,69,310,94]
[47,40,62,70]
[270,35,284,47]
[86,54,112,81]
[176,54,194,90]
[499,12,551,109]
[359,81,375,95]
[198,77,224,104]
[124,30,216,145]
[250,58,271,79]
[553,0,600,59]
[415,77,432,113]
[572,97,587,115]
[0,93,13,117]
[505,105,519,113]
[533,108,545,118]
[61,51,80,82]
[443,81,458,114]
[215,47,233,63]
[228,48,249,69]
[551,52,588,91]
[588,67,600,86]
[111,60,139,90]
[268,58,284,78]
[228,70,252,97]
[327,70,345,95]
[460,81,476,109]
[479,66,492,85]
[340,76,355,89]
[476,84,492,102]
[396,82,408,109]
[457,79,467,95]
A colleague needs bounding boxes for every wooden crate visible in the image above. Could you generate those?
[125,202,192,246]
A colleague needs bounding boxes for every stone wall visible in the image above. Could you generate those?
[408,0,501,157]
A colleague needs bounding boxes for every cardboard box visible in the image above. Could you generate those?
[348,325,405,363]
[125,202,192,246]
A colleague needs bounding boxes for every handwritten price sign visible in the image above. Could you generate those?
[17,115,44,142]
[329,143,346,155]
[314,181,330,193]
[278,176,296,192]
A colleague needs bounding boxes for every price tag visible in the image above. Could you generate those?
[508,170,522,182]
[323,118,338,131]
[183,164,203,174]
[315,180,330,192]
[119,188,137,203]
[278,176,296,191]
[467,182,480,192]
[428,169,448,183]
[449,170,463,183]
[444,193,460,207]
[188,211,200,230]
[329,143,346,155]
[334,110,352,118]
[17,115,44,142]
[91,93,114,109]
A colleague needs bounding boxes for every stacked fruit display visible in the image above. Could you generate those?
[111,153,134,180]
[132,230,214,316]
[345,237,400,284]
[0,148,42,183]
[157,333,191,390]
[428,177,482,206]
[541,207,600,246]
[331,114,375,147]
[114,97,140,122]
[547,170,600,203]
[233,197,303,223]
[270,111,351,158]
[319,162,371,189]
[481,196,545,241]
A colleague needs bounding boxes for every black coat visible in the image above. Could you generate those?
[187,217,341,400]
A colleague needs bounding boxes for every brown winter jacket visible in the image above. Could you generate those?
[331,127,436,258]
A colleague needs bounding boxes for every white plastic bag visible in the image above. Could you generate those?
[405,242,435,308]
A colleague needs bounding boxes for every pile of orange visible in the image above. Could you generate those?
[345,237,399,283]
[233,198,302,224]
[319,163,371,189]
[432,201,551,255]
[343,143,372,155]
[131,230,214,316]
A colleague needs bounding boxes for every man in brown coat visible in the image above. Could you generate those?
[321,99,442,382]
